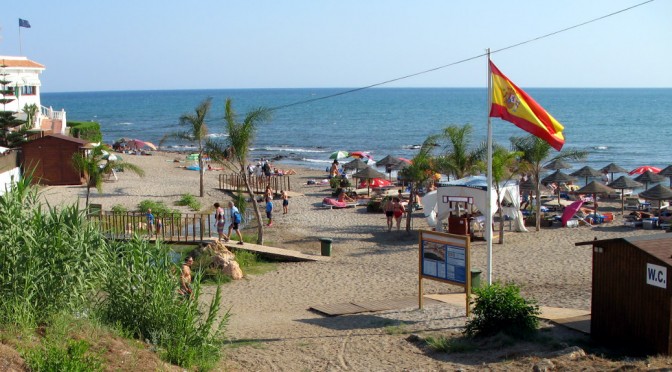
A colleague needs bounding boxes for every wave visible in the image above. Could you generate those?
[207,133,229,138]
[593,146,608,150]
[255,146,326,153]
[117,122,133,125]
[302,158,332,164]
[402,144,422,150]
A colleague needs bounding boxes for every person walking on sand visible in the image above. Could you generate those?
[227,201,244,245]
[393,197,406,231]
[179,256,194,299]
[146,209,155,237]
[214,202,228,242]
[383,197,395,232]
[265,196,274,227]
[281,190,289,214]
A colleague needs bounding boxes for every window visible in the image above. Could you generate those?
[21,86,36,96]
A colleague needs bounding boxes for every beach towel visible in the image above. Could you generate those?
[561,200,584,227]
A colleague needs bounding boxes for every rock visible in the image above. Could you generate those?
[547,346,586,360]
[197,241,244,280]
[533,358,555,372]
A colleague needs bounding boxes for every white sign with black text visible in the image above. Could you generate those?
[646,263,667,289]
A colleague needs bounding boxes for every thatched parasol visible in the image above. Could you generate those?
[570,166,603,185]
[658,165,672,188]
[608,176,644,214]
[633,170,666,190]
[639,184,672,218]
[601,163,628,183]
[543,159,572,170]
[353,166,388,196]
[343,158,368,171]
[376,155,403,180]
[574,181,614,215]
[541,170,576,203]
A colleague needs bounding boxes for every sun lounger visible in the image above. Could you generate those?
[322,197,357,209]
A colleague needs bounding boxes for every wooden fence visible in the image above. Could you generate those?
[218,174,291,194]
[89,211,214,242]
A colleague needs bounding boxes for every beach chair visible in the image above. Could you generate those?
[624,197,641,211]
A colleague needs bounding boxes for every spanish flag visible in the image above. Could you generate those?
[489,61,565,151]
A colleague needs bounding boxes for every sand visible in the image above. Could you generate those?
[37,151,664,371]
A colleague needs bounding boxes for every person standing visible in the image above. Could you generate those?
[214,202,228,242]
[227,201,244,245]
[281,190,289,214]
[265,196,274,227]
[383,197,394,232]
[392,197,406,231]
[179,256,194,299]
[146,209,155,237]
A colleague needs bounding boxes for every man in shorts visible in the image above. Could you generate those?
[227,201,244,245]
[265,196,274,227]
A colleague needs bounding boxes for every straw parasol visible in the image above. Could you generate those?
[353,166,387,196]
[541,170,576,203]
[543,159,572,170]
[638,184,672,218]
[601,163,628,183]
[376,155,402,167]
[574,181,614,216]
[608,176,644,214]
[633,170,666,190]
[570,166,603,185]
[658,165,672,188]
[343,158,368,171]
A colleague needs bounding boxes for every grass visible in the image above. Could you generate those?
[425,335,478,353]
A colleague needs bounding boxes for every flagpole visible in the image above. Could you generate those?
[19,25,23,55]
[485,49,493,285]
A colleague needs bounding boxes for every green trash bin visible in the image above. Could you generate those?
[319,238,332,256]
[470,268,482,290]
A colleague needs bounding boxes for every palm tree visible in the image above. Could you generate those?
[162,98,211,197]
[72,146,145,208]
[434,124,484,180]
[207,98,271,245]
[511,135,587,231]
[399,137,436,232]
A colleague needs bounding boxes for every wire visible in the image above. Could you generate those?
[269,0,654,112]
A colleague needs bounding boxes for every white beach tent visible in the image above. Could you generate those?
[421,176,528,232]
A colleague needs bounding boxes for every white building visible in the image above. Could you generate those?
[0,55,67,135]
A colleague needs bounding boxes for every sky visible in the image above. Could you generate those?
[1,0,670,92]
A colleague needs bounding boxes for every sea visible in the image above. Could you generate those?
[42,88,672,187]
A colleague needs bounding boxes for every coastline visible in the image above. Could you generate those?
[37,150,667,370]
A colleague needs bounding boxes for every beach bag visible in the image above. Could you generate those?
[233,211,242,224]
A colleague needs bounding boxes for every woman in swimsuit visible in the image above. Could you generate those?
[392,197,405,231]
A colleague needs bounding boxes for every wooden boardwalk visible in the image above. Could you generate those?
[200,237,330,262]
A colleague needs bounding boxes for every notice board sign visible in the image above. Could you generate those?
[418,230,471,315]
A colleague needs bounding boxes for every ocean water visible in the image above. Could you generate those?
[42,88,672,182]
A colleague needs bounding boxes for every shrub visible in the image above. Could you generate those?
[67,121,102,142]
[111,204,128,214]
[24,339,103,372]
[138,200,179,216]
[464,282,540,339]
[176,194,201,211]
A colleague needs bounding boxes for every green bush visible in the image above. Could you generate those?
[464,282,540,339]
[176,194,202,211]
[67,121,102,142]
[138,200,179,216]
[111,204,128,214]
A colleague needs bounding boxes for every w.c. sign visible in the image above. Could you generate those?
[646,263,667,289]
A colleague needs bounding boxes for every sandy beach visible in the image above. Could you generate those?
[37,151,666,370]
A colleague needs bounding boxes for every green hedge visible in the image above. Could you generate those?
[67,121,102,142]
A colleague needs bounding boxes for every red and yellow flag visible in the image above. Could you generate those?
[489,61,565,151]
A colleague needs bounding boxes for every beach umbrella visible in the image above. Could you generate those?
[343,158,368,171]
[639,184,672,218]
[570,166,603,185]
[359,178,392,188]
[353,166,387,196]
[629,165,661,175]
[658,165,672,188]
[541,170,576,203]
[543,159,572,170]
[144,141,157,150]
[398,157,412,164]
[561,200,584,227]
[125,139,147,150]
[633,170,666,190]
[329,150,349,160]
[601,163,628,183]
[608,176,643,214]
[376,155,401,167]
[349,151,372,160]
[574,181,614,216]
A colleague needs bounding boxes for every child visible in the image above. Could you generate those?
[265,196,274,227]
[146,209,155,237]
[281,190,289,214]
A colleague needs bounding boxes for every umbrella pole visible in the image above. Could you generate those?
[621,189,625,215]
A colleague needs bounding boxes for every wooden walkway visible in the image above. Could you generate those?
[200,237,330,262]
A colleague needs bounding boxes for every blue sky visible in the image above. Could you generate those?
[1,0,670,92]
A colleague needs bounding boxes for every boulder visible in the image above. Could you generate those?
[197,241,244,280]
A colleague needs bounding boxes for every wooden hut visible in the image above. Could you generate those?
[577,233,672,355]
[20,134,90,185]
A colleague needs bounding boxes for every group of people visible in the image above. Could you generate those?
[214,201,245,245]
[247,160,297,178]
[383,196,406,231]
